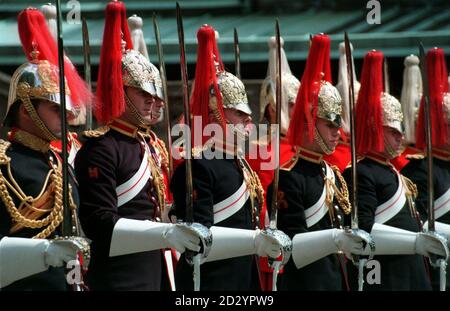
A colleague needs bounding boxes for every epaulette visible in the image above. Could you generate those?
[0,139,11,165]
[280,152,299,171]
[405,153,425,160]
[82,126,110,138]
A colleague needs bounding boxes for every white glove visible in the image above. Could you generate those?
[415,232,448,257]
[44,239,80,268]
[254,229,282,258]
[333,229,365,258]
[110,218,202,257]
[162,224,201,253]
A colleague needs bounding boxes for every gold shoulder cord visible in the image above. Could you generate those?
[240,158,265,225]
[324,164,352,219]
[0,140,76,238]
[400,174,419,218]
[138,133,167,214]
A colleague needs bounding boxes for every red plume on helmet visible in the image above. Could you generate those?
[355,50,384,155]
[95,1,133,124]
[287,34,332,147]
[17,8,91,109]
[416,47,448,149]
[190,25,225,145]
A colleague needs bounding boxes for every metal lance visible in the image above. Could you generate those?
[82,18,93,130]
[234,28,241,80]
[153,13,173,179]
[344,32,375,291]
[419,42,448,291]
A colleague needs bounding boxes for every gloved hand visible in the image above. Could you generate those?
[162,223,201,254]
[415,232,448,258]
[44,239,80,268]
[332,229,364,258]
[254,229,282,258]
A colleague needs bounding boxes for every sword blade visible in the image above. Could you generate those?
[419,42,435,231]
[82,17,92,131]
[176,2,193,223]
[153,13,173,178]
[344,32,358,229]
[234,28,241,80]
[269,20,282,230]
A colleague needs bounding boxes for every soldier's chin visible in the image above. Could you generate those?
[52,131,62,140]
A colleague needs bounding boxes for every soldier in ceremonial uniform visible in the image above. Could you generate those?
[344,50,447,291]
[170,25,285,291]
[74,1,203,291]
[0,8,90,291]
[246,36,300,291]
[401,47,450,290]
[267,34,366,291]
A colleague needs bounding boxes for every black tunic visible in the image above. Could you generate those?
[402,156,450,290]
[0,141,78,291]
[344,157,431,291]
[170,154,260,291]
[75,129,161,291]
[267,158,345,291]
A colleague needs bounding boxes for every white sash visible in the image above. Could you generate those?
[375,172,406,224]
[435,187,450,220]
[213,180,249,224]
[116,144,151,207]
[305,163,334,228]
[68,142,79,168]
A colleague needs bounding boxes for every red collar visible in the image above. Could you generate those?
[297,148,323,164]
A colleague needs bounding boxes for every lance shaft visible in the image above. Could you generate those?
[234,28,241,80]
[82,18,92,130]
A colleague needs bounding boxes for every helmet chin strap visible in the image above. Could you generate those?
[22,98,58,142]
[124,93,151,128]
[383,136,399,158]
[313,126,334,155]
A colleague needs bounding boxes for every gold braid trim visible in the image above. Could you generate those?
[138,133,166,214]
[324,164,351,216]
[0,140,64,238]
[400,174,419,218]
[12,130,51,153]
[240,158,265,224]
[82,126,110,138]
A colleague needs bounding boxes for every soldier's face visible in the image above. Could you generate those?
[36,100,62,139]
[125,87,164,125]
[315,118,340,151]
[224,108,253,135]
[383,126,403,156]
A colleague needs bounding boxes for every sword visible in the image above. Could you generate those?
[153,13,173,179]
[344,32,375,291]
[55,0,89,291]
[419,43,448,291]
[265,20,292,291]
[82,18,93,131]
[233,28,241,80]
[176,2,212,292]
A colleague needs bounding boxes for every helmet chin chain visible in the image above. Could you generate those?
[314,126,334,155]
[125,93,152,128]
[22,98,58,142]
[384,137,399,159]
